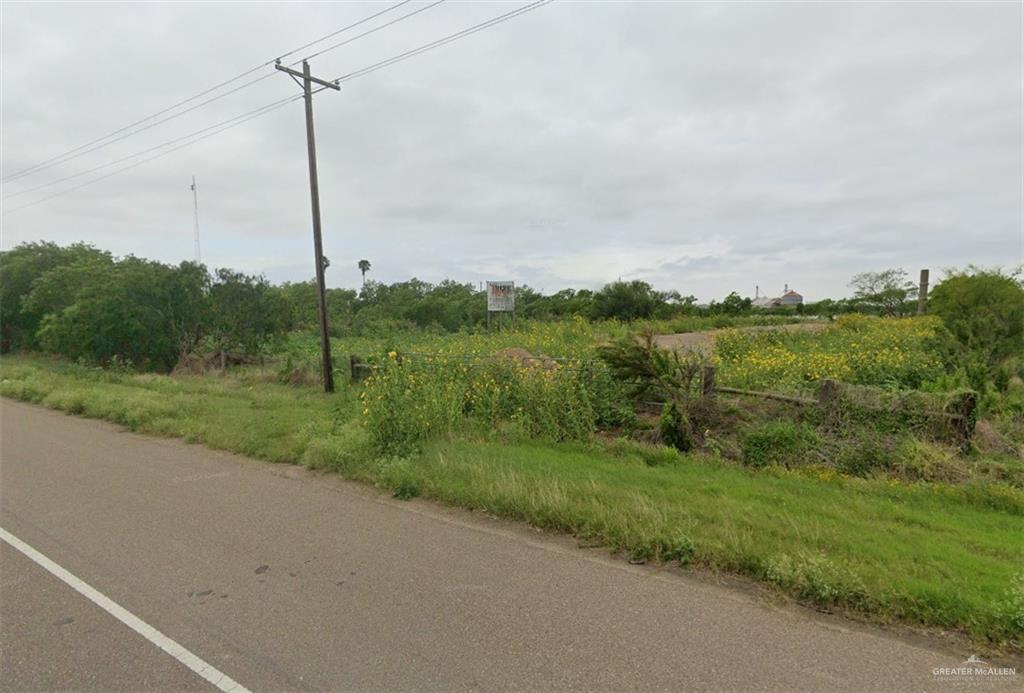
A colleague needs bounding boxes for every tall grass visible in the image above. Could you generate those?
[0,357,355,463]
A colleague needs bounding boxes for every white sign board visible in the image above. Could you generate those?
[487,281,515,312]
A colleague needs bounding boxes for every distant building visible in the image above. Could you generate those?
[780,290,803,306]
[752,284,803,308]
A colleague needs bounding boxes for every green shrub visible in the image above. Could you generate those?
[660,534,696,565]
[580,363,637,430]
[999,573,1024,639]
[766,552,870,609]
[392,477,422,500]
[929,268,1024,368]
[596,331,704,402]
[659,401,692,452]
[741,422,820,468]
[628,533,696,565]
[589,280,661,321]
[892,437,964,483]
[834,436,891,477]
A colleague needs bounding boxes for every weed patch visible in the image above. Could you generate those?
[741,422,820,468]
[833,435,891,477]
[766,552,871,610]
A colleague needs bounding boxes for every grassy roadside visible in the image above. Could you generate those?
[2,354,1021,651]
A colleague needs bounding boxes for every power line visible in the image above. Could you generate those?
[2,73,282,186]
[294,0,447,64]
[3,96,297,200]
[333,0,554,84]
[1,0,422,184]
[3,0,556,214]
[277,0,415,62]
[1,72,275,186]
[2,97,302,215]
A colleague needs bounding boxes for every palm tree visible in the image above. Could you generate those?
[357,259,371,286]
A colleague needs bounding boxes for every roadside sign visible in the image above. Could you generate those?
[486,281,515,312]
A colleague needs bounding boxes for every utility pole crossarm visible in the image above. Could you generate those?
[275,63,340,90]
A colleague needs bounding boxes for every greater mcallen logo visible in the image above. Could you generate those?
[932,655,1018,682]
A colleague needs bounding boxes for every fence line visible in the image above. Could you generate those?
[397,350,591,364]
[349,349,601,380]
[714,386,817,406]
[699,367,976,446]
[349,352,976,445]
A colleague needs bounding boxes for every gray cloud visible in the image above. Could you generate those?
[2,1,1020,302]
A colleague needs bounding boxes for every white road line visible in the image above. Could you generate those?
[0,526,251,693]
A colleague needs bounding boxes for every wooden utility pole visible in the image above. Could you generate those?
[276,60,340,393]
[917,268,929,315]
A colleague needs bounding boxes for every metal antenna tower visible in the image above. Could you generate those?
[190,176,201,264]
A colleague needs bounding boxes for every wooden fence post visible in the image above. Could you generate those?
[818,379,838,406]
[702,365,716,398]
[947,391,977,451]
[917,269,930,315]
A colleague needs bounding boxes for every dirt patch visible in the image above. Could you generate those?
[653,322,827,353]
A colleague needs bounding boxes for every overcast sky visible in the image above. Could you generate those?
[2,1,1021,301]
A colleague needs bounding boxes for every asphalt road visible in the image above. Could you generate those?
[0,399,1016,691]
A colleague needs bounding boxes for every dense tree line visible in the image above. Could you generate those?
[1,243,285,371]
[3,243,1019,379]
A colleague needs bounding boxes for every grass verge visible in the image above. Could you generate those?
[2,354,1021,651]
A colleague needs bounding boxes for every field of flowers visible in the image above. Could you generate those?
[278,314,822,379]
[713,315,946,392]
[277,316,612,379]
[360,350,632,455]
[299,314,958,455]
[264,312,995,464]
